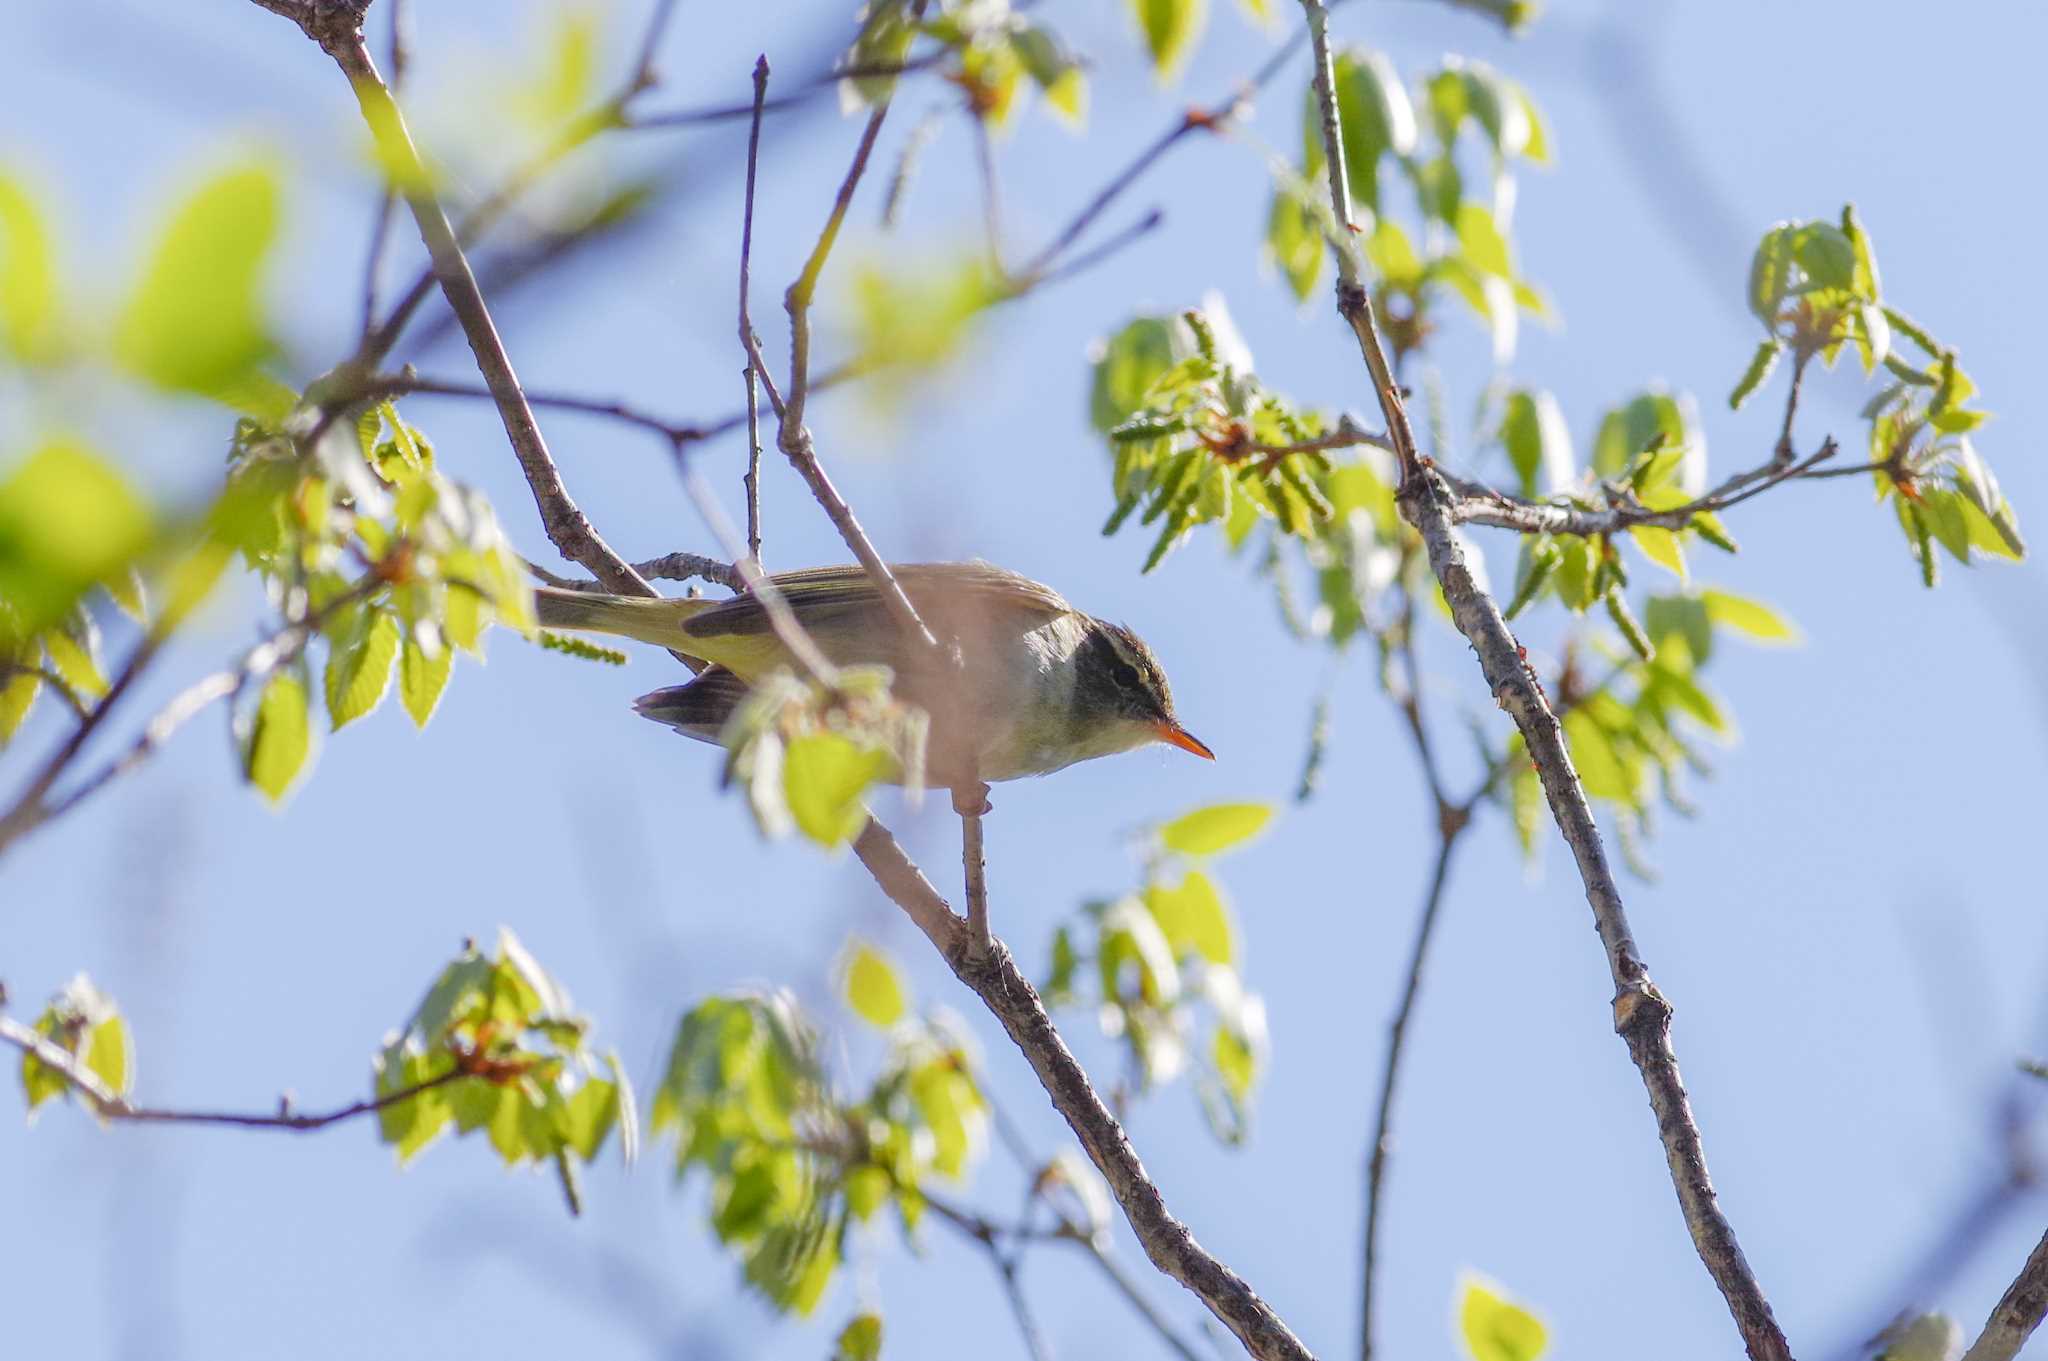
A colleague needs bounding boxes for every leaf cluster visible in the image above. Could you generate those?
[1045,801,1273,1142]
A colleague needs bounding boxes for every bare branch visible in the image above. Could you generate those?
[850,819,1315,1361]
[1961,1227,2048,1361]
[1,1010,467,1132]
[1293,4,1790,1359]
[527,552,744,596]
[740,55,771,565]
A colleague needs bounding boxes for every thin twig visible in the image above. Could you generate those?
[526,552,744,595]
[355,0,682,366]
[1960,1226,2048,1361]
[385,373,706,444]
[0,1010,466,1131]
[1293,4,1790,1359]
[850,820,1314,1361]
[972,112,1004,273]
[739,55,771,564]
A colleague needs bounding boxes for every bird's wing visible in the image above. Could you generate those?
[682,562,1073,647]
[632,666,749,744]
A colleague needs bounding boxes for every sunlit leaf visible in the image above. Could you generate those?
[0,172,59,361]
[399,630,453,728]
[842,941,908,1028]
[246,671,312,804]
[325,606,400,730]
[1459,1277,1548,1361]
[0,439,153,642]
[1159,802,1272,857]
[1144,869,1234,965]
[1130,0,1207,80]
[1699,589,1798,644]
[783,732,889,848]
[113,161,280,398]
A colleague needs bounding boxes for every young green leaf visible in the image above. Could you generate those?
[113,161,281,398]
[399,631,453,728]
[1699,589,1798,644]
[1158,801,1273,857]
[1144,870,1235,966]
[326,607,400,730]
[1459,1277,1548,1361]
[1728,339,1782,410]
[834,1313,884,1361]
[842,941,909,1028]
[246,671,312,804]
[0,173,59,362]
[1130,0,1207,80]
[783,732,890,849]
[0,440,154,641]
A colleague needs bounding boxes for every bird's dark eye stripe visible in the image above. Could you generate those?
[1113,661,1142,690]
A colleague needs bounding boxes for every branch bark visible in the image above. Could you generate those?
[1294,4,1791,1359]
[1961,1226,2048,1361]
[851,819,1315,1361]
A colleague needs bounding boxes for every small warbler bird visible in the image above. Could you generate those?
[533,561,1212,788]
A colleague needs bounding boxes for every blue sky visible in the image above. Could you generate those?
[4,2,2046,1358]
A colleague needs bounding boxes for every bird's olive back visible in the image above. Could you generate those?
[1071,618,1178,727]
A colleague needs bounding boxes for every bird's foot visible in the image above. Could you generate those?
[951,781,993,817]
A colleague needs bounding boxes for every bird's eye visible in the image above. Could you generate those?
[1113,661,1142,692]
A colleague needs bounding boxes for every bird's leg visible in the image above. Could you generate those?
[950,781,993,817]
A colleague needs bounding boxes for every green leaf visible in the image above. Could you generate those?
[0,652,39,746]
[1460,1278,1548,1361]
[1604,586,1655,662]
[1562,709,1630,804]
[113,161,281,398]
[246,671,312,804]
[834,1313,884,1361]
[910,1061,985,1179]
[1012,25,1085,125]
[1266,187,1324,302]
[1130,0,1207,79]
[1144,869,1234,966]
[782,732,888,848]
[399,631,452,728]
[1628,526,1685,580]
[516,5,598,128]
[42,627,105,699]
[1699,589,1798,643]
[0,173,59,362]
[325,607,400,730]
[843,0,915,108]
[1158,802,1272,857]
[1090,316,1181,433]
[842,941,908,1028]
[0,439,154,642]
[1455,202,1512,278]
[1747,223,1797,326]
[84,1014,131,1099]
[1728,339,1782,410]
[1500,389,1571,497]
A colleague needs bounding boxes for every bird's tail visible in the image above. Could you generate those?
[532,586,714,653]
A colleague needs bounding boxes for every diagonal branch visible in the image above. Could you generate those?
[1961,1226,2048,1361]
[1293,4,1791,1359]
[851,819,1315,1361]
[0,1010,465,1132]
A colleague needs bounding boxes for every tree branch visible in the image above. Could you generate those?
[1961,1226,2048,1361]
[739,54,771,564]
[1293,4,1791,1359]
[279,13,652,598]
[0,1009,466,1132]
[850,819,1315,1361]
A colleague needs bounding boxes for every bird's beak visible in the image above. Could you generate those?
[1154,721,1215,761]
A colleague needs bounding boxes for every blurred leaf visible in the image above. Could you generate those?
[1699,589,1798,644]
[114,161,280,398]
[1728,339,1782,410]
[42,627,105,699]
[1309,48,1418,214]
[1562,709,1629,803]
[0,652,39,745]
[0,173,58,361]
[1266,186,1324,302]
[834,1313,884,1361]
[246,671,312,804]
[783,732,890,849]
[843,0,915,109]
[1130,0,1206,79]
[1460,1277,1548,1361]
[1090,316,1182,434]
[516,5,599,128]
[842,941,908,1028]
[0,439,154,642]
[326,606,400,730]
[1629,526,1685,580]
[1500,389,1571,496]
[1158,802,1272,857]
[1144,869,1234,965]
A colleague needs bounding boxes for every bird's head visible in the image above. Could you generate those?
[1070,617,1214,762]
